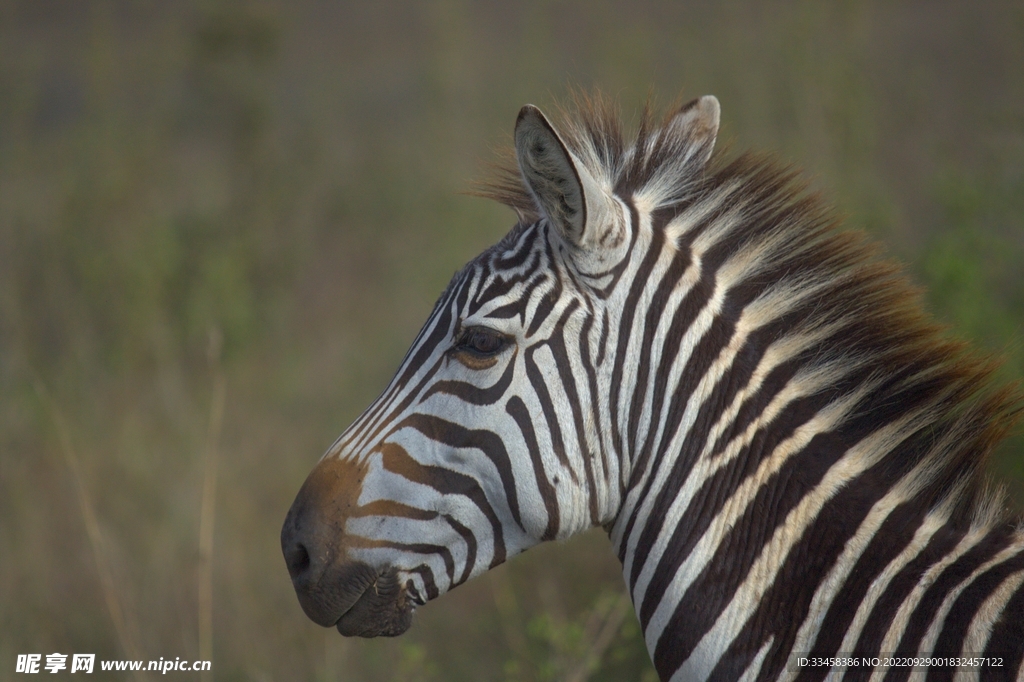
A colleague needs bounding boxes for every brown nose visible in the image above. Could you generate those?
[281,455,371,625]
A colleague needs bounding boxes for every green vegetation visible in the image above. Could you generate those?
[2,1,1022,680]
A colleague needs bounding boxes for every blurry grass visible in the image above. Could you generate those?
[31,379,145,681]
[1,1,1022,681]
[198,329,225,682]
[919,166,1024,509]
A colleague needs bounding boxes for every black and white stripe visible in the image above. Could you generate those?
[283,93,1024,680]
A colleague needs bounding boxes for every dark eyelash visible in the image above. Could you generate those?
[456,327,507,356]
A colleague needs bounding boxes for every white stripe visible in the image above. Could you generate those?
[672,407,930,680]
[786,472,920,658]
[641,377,887,654]
[832,510,948,656]
[917,544,1024,657]
[963,567,1024,657]
[866,527,992,682]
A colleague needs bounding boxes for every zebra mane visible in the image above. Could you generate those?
[478,92,1023,528]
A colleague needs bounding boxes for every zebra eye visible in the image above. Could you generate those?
[456,327,507,357]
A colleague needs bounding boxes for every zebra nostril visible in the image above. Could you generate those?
[285,541,311,581]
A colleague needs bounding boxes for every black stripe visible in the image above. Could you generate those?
[883,528,1012,682]
[359,539,456,591]
[650,350,949,675]
[618,204,755,559]
[484,270,546,323]
[525,236,562,338]
[524,301,583,480]
[506,396,559,541]
[625,245,692,456]
[595,309,610,368]
[562,307,601,524]
[377,442,507,567]
[392,269,471,391]
[794,480,967,682]
[493,223,538,271]
[398,413,524,534]
[846,520,966,675]
[338,295,452,450]
[608,225,666,470]
[632,376,827,618]
[625,304,814,585]
[718,427,950,682]
[983,573,1024,675]
[353,352,446,454]
[649,425,858,676]
[408,564,439,600]
[927,546,1024,682]
[421,348,517,405]
[444,514,477,586]
[341,276,468,450]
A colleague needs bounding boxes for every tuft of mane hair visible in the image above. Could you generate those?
[476,89,1023,529]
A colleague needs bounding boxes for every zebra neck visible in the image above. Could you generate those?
[603,368,1024,680]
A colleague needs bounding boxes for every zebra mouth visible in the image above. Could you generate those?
[285,549,414,638]
[331,565,414,638]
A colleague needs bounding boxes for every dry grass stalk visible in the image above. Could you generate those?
[33,378,147,682]
[198,329,226,682]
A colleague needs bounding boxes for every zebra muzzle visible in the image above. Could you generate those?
[281,454,413,637]
[282,528,413,636]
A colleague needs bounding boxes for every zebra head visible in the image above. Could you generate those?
[281,97,722,637]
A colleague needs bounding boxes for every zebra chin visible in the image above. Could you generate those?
[292,558,413,638]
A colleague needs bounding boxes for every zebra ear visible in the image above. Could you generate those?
[668,95,721,168]
[514,105,613,249]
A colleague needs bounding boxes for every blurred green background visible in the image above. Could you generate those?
[2,1,1023,680]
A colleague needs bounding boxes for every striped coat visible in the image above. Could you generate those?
[283,92,1024,681]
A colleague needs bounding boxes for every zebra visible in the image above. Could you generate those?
[281,92,1024,681]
